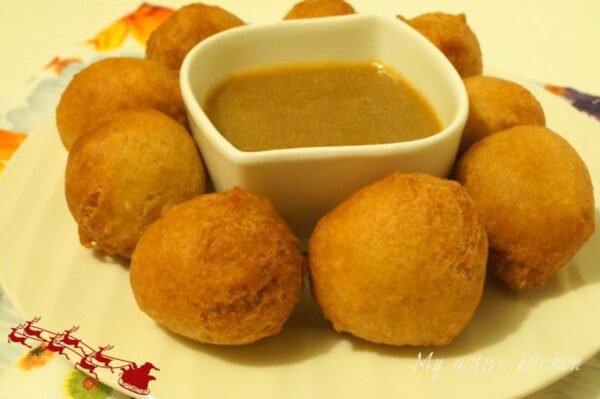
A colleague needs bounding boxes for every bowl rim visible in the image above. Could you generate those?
[180,13,468,165]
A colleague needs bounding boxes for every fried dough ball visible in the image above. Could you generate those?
[65,109,205,258]
[146,4,244,70]
[399,12,482,78]
[56,57,186,150]
[284,0,355,20]
[455,126,595,289]
[459,76,546,154]
[309,173,487,346]
[130,188,305,345]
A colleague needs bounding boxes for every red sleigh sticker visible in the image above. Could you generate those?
[7,316,159,396]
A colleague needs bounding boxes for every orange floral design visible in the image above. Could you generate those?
[17,343,54,370]
[87,3,173,51]
[83,376,99,390]
[0,129,27,174]
[545,84,567,96]
[45,56,82,75]
[64,369,112,398]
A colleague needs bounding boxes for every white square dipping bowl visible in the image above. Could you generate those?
[180,14,468,245]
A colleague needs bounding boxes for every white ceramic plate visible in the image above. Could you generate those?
[0,69,599,398]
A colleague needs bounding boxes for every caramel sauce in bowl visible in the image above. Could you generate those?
[204,61,442,151]
[181,14,468,244]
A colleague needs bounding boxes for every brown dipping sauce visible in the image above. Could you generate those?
[204,62,441,151]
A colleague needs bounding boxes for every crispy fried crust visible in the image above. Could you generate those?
[65,108,205,258]
[309,173,488,346]
[455,126,595,289]
[284,0,356,20]
[399,12,482,78]
[146,3,244,70]
[56,57,186,150]
[130,188,305,345]
[459,76,546,154]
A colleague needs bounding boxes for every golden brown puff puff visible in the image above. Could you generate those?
[56,57,186,150]
[130,188,305,345]
[309,173,487,346]
[459,76,545,154]
[399,12,482,78]
[146,3,244,70]
[455,126,595,289]
[284,0,355,20]
[65,108,205,258]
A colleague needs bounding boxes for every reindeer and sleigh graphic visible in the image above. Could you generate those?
[8,317,159,396]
